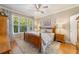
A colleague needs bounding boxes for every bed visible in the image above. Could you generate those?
[24,27,56,53]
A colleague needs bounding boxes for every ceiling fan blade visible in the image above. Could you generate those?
[43,6,48,8]
[35,4,38,9]
[34,4,45,14]
[38,4,41,8]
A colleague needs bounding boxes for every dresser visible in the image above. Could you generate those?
[0,16,11,54]
[55,34,64,43]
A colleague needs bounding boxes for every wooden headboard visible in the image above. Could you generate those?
[52,27,56,33]
[40,26,56,33]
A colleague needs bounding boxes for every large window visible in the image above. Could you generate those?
[13,15,33,33]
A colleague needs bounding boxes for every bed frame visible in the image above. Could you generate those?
[24,32,41,51]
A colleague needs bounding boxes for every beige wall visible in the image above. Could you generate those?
[55,6,79,43]
[35,6,79,43]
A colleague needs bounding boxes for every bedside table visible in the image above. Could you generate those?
[55,34,64,43]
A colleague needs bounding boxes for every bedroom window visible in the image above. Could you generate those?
[13,16,18,33]
[20,17,26,32]
[27,19,33,31]
[13,15,33,34]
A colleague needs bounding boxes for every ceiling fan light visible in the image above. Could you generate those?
[41,11,44,14]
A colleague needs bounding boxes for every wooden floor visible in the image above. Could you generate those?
[10,39,77,54]
[9,34,77,54]
[10,40,17,49]
[59,43,76,54]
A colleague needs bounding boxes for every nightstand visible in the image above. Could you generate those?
[55,34,64,43]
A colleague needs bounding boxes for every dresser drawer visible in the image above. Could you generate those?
[56,34,64,43]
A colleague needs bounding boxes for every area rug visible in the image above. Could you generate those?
[14,38,39,54]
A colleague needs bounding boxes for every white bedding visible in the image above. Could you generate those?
[46,41,61,54]
[41,33,55,53]
[41,33,55,45]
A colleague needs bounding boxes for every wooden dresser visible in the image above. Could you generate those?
[0,16,11,54]
[55,34,64,43]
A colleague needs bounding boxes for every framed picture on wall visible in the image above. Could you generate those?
[41,17,51,27]
[44,19,51,26]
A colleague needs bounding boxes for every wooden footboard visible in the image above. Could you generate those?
[24,32,41,50]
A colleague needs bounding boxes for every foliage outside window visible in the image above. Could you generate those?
[13,15,33,33]
[13,16,18,33]
[27,19,32,30]
[20,17,26,32]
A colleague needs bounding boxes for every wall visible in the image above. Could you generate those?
[34,15,56,32]
[54,6,79,43]
[38,6,79,43]
[34,6,79,43]
[34,18,41,32]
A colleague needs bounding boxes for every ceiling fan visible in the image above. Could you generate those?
[35,4,48,14]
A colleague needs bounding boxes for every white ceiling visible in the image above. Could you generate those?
[0,4,79,18]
